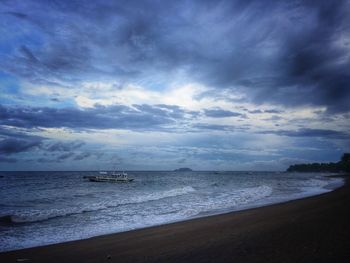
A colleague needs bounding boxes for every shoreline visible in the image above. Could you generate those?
[0,177,344,252]
[1,176,349,262]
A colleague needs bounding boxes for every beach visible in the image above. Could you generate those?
[1,176,349,263]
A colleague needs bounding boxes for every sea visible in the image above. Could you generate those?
[0,171,344,252]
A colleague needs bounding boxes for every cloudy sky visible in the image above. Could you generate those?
[0,0,349,171]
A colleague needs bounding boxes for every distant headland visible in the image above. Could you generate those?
[287,153,350,173]
[174,168,193,172]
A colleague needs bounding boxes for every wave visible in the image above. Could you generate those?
[3,186,196,224]
[295,177,344,198]
[180,185,273,217]
[299,178,329,188]
[232,185,273,205]
[128,186,195,204]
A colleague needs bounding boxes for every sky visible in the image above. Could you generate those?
[0,0,349,171]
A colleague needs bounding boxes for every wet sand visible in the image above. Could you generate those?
[1,177,349,263]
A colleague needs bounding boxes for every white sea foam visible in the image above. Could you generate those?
[296,177,344,197]
[300,178,329,188]
[179,185,273,217]
[6,186,196,223]
[128,186,195,205]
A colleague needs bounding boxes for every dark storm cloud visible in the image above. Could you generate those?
[204,108,242,118]
[0,156,17,163]
[0,126,45,156]
[261,128,350,140]
[57,152,75,161]
[0,138,42,154]
[0,124,94,162]
[73,152,91,161]
[1,0,349,112]
[41,141,90,162]
[0,127,39,140]
[0,0,163,84]
[46,141,85,152]
[247,109,263,114]
[38,142,95,162]
[221,0,350,113]
[0,104,188,130]
[264,109,283,114]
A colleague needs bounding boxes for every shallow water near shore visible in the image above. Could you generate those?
[0,171,344,252]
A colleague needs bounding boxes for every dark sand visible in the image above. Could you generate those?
[1,177,350,263]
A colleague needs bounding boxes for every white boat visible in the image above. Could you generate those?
[86,171,134,183]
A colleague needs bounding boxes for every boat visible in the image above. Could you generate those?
[85,171,134,183]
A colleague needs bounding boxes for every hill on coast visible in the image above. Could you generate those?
[287,153,350,173]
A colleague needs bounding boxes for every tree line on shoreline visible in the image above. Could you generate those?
[287,153,350,173]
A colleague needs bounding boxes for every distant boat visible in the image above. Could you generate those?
[85,171,134,183]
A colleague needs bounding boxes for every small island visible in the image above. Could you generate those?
[174,168,193,172]
[287,153,350,173]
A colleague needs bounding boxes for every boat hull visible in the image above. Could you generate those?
[88,177,134,183]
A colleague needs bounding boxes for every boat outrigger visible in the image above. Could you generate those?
[84,171,134,183]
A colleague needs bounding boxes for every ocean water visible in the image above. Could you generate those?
[0,171,344,252]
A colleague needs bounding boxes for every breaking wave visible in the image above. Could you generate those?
[2,186,196,224]
[180,185,273,217]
